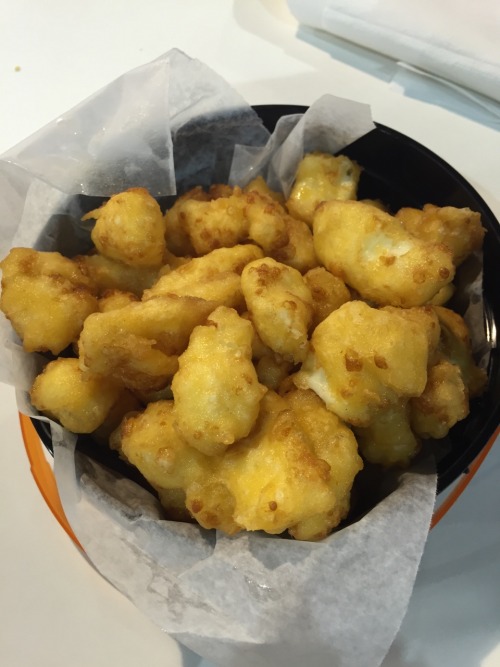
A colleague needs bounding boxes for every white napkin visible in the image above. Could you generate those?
[287,0,500,103]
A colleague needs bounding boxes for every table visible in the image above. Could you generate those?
[1,2,499,665]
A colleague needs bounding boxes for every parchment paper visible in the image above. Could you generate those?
[0,49,438,667]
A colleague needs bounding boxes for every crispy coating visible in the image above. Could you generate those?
[410,360,469,439]
[203,390,361,539]
[304,266,351,329]
[98,289,139,312]
[381,305,441,366]
[165,188,289,256]
[185,479,241,534]
[220,394,335,535]
[165,184,249,257]
[294,301,433,427]
[83,187,166,268]
[164,186,209,256]
[434,306,488,397]
[396,204,485,266]
[30,358,122,433]
[244,175,285,204]
[0,248,98,354]
[143,244,263,310]
[174,191,246,255]
[79,295,216,392]
[355,400,420,467]
[207,183,235,199]
[151,244,263,281]
[171,306,267,456]
[244,191,289,253]
[241,258,314,363]
[118,400,211,489]
[271,215,318,273]
[313,200,455,307]
[283,389,363,541]
[150,271,244,310]
[287,152,361,226]
[75,253,159,297]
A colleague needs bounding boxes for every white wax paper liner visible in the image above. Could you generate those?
[54,426,436,667]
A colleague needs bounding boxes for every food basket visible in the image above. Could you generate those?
[23,103,500,541]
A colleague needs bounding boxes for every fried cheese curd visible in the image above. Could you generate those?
[98,289,139,312]
[433,306,488,398]
[117,398,241,534]
[355,400,421,468]
[395,204,485,266]
[243,175,285,204]
[407,306,487,442]
[250,328,294,391]
[295,298,486,467]
[286,152,361,226]
[409,360,469,440]
[241,257,314,364]
[79,295,217,392]
[294,301,441,466]
[116,389,362,541]
[295,301,435,428]
[271,214,318,274]
[30,357,133,434]
[164,185,294,257]
[143,244,264,311]
[313,200,455,307]
[83,187,166,268]
[0,248,98,354]
[303,266,351,329]
[75,253,159,297]
[171,306,267,456]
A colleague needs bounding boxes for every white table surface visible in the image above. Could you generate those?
[1,2,499,666]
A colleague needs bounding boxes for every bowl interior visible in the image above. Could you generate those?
[32,104,500,495]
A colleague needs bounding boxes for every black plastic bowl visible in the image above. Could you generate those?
[32,104,500,495]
